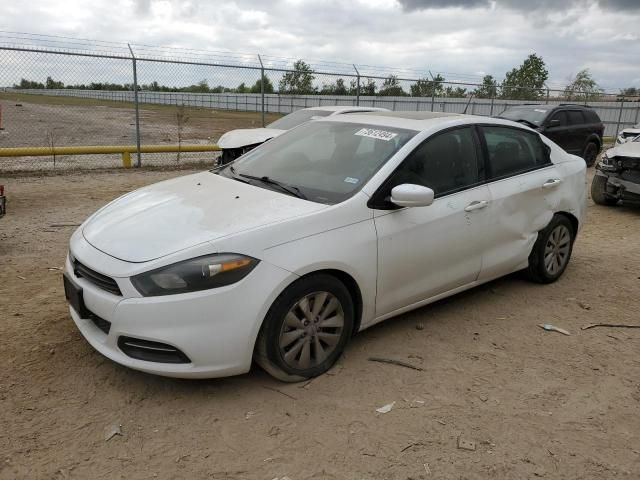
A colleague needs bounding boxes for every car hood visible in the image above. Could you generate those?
[606,141,640,158]
[82,172,327,263]
[217,128,285,149]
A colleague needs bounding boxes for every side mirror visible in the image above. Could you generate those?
[390,184,434,208]
[548,118,560,127]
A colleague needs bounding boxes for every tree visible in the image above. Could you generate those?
[564,69,602,101]
[249,76,274,94]
[620,87,638,96]
[45,76,64,89]
[501,53,549,100]
[473,75,498,99]
[444,86,467,98]
[320,78,348,95]
[378,75,405,96]
[349,77,377,95]
[410,74,445,97]
[14,78,45,89]
[279,60,316,94]
[236,82,249,93]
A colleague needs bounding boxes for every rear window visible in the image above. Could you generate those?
[267,109,333,130]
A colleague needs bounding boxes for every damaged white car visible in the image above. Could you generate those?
[64,111,586,381]
[616,123,640,145]
[592,134,640,206]
[217,106,388,164]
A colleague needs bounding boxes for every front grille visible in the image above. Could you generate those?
[73,259,121,296]
[118,336,191,364]
[88,313,111,334]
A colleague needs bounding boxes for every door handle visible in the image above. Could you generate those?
[464,200,488,212]
[542,178,562,189]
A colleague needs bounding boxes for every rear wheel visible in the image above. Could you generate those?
[591,174,618,206]
[582,142,599,167]
[526,215,575,284]
[255,274,354,382]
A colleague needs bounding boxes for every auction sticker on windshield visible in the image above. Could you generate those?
[355,128,398,141]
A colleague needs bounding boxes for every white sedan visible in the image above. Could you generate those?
[64,111,586,381]
[217,106,388,164]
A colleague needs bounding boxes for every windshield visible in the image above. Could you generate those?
[220,121,417,204]
[498,107,549,126]
[267,109,333,130]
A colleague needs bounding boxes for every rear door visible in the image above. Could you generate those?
[477,125,563,282]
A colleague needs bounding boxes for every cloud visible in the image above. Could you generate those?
[0,0,638,90]
[398,0,640,11]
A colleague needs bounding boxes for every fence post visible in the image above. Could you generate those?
[490,91,495,116]
[429,71,436,112]
[128,44,142,168]
[353,64,360,106]
[615,95,625,138]
[258,54,265,127]
[545,87,550,105]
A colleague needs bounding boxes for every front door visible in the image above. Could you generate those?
[372,126,490,317]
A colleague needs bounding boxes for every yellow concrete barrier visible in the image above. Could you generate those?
[0,144,221,168]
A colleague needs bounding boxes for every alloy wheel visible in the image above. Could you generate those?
[278,291,345,370]
[543,224,571,275]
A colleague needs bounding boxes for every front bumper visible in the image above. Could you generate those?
[64,248,296,379]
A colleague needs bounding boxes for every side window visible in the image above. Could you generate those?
[386,127,480,197]
[584,110,601,124]
[482,126,550,179]
[567,110,585,125]
[548,111,567,126]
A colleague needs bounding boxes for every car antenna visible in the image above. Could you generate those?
[463,93,475,114]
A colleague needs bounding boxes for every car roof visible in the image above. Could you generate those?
[503,103,593,111]
[321,110,484,132]
[303,105,388,113]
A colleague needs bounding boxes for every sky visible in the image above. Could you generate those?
[1,0,639,91]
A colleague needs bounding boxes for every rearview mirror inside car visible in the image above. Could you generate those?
[390,184,435,208]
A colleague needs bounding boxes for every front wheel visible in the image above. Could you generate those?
[526,215,575,284]
[591,174,618,206]
[255,274,354,382]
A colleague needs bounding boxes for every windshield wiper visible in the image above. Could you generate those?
[239,173,307,200]
[224,165,250,183]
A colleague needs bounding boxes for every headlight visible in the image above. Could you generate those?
[131,253,259,296]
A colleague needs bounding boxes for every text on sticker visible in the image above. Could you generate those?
[355,128,398,141]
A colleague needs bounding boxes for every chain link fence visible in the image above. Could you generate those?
[1,35,639,173]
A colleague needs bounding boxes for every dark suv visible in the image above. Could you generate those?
[497,104,604,166]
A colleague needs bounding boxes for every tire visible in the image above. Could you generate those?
[582,142,599,167]
[591,174,618,206]
[526,215,575,284]
[254,274,354,382]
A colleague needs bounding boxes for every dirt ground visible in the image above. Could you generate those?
[1,168,639,480]
[0,94,281,171]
